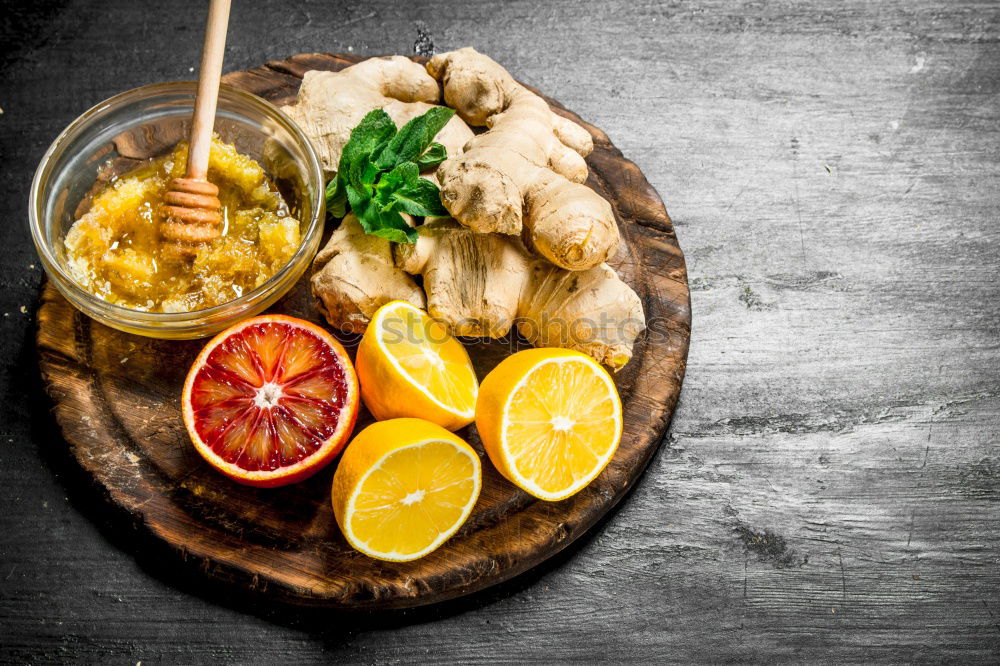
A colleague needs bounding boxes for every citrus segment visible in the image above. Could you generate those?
[356,301,478,430]
[182,315,359,487]
[332,418,482,561]
[475,348,622,501]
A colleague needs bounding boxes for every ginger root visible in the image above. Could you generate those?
[311,214,425,334]
[426,48,621,272]
[395,220,644,369]
[288,57,473,332]
[297,54,643,367]
[282,56,473,174]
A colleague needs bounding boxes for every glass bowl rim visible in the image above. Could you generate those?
[29,80,324,324]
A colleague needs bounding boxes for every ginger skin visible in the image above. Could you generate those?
[394,220,527,338]
[296,54,643,368]
[311,214,425,334]
[282,56,473,174]
[395,220,644,369]
[426,48,621,272]
[287,57,473,333]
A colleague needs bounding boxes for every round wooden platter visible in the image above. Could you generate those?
[35,54,690,609]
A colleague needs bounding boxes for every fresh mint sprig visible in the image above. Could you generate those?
[326,107,454,243]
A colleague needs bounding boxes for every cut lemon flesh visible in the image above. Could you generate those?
[357,301,478,430]
[332,419,482,561]
[476,348,622,501]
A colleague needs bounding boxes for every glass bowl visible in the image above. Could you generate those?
[30,82,324,339]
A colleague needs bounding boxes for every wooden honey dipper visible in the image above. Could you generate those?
[160,0,232,260]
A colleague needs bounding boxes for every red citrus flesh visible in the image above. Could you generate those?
[182,315,359,487]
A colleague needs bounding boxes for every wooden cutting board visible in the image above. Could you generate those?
[35,54,690,609]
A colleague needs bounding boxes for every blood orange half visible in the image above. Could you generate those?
[182,315,359,487]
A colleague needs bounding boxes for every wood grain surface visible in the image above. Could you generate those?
[34,53,690,609]
[2,0,999,662]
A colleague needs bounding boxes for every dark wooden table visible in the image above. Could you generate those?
[2,0,998,662]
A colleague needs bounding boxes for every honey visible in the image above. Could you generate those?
[64,137,301,312]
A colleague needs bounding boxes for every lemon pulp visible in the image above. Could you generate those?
[349,439,479,557]
[375,304,477,416]
[503,359,620,495]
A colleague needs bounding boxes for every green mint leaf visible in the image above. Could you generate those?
[371,162,418,214]
[345,182,373,225]
[325,177,339,200]
[349,181,418,244]
[348,152,380,189]
[375,107,455,170]
[368,214,418,243]
[414,142,448,171]
[339,110,396,174]
[329,110,396,219]
[326,178,347,218]
[378,161,420,192]
[387,177,449,217]
[332,107,451,242]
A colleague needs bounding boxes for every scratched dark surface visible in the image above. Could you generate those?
[1,0,998,663]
